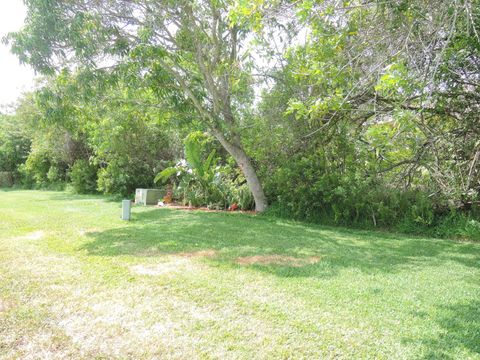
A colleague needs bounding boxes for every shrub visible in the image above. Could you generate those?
[264,150,480,240]
[0,114,31,183]
[47,166,61,183]
[0,172,13,187]
[69,159,98,194]
[157,133,255,210]
[97,162,129,195]
[432,212,480,241]
[23,149,51,185]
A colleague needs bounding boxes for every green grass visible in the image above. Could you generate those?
[1,190,479,359]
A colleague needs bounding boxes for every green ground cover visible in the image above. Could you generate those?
[0,190,479,359]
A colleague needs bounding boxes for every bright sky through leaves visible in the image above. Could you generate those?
[0,0,35,107]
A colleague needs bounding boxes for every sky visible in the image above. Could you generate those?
[0,0,35,108]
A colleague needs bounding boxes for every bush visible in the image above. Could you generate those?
[21,148,68,189]
[23,149,52,185]
[97,162,128,195]
[0,172,13,187]
[264,151,480,240]
[432,213,480,241]
[69,159,98,194]
[0,114,31,183]
[157,133,255,210]
[47,166,61,183]
[17,163,35,188]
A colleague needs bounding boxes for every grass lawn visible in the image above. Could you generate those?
[0,190,479,359]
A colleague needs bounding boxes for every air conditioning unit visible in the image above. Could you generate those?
[135,188,163,206]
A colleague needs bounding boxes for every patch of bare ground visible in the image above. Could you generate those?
[176,249,217,258]
[54,296,205,358]
[236,255,321,267]
[17,231,45,241]
[130,259,192,276]
[130,250,217,276]
[0,298,12,312]
[135,248,218,258]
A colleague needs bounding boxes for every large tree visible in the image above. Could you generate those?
[7,0,268,211]
[254,0,480,206]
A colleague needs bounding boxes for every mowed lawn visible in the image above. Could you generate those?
[0,190,479,359]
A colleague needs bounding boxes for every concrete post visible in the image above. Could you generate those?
[121,200,131,221]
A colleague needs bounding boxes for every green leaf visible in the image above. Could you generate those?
[154,167,178,184]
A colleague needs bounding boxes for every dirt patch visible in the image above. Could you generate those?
[130,250,216,276]
[19,231,45,241]
[236,255,320,267]
[135,249,218,258]
[176,250,217,258]
[130,260,189,276]
[0,299,13,312]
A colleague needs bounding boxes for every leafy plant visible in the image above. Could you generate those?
[155,132,254,210]
[69,159,97,194]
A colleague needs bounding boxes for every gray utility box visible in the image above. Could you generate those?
[135,188,163,206]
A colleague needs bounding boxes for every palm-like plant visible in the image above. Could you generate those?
[155,134,221,206]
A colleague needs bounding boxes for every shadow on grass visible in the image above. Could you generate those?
[0,187,17,192]
[80,207,480,278]
[0,188,118,202]
[42,191,124,203]
[405,299,480,359]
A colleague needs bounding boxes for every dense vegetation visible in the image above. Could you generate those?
[1,0,479,239]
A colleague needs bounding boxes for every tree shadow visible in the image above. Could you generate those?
[0,187,18,192]
[43,191,123,203]
[0,189,115,202]
[79,207,480,279]
[404,299,480,359]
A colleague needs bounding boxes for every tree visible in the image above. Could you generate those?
[252,0,480,206]
[32,71,180,195]
[0,112,31,178]
[6,0,268,211]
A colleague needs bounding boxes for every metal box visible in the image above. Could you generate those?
[135,188,163,206]
[121,200,131,220]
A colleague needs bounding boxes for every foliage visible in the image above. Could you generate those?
[0,113,31,182]
[1,0,479,237]
[1,72,180,195]
[90,102,178,196]
[97,160,136,196]
[6,0,269,211]
[23,148,56,186]
[156,132,254,210]
[69,159,98,194]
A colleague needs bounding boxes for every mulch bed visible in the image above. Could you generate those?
[158,203,256,215]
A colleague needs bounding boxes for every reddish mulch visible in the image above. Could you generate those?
[158,203,256,214]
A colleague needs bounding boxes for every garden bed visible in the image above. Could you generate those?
[158,202,256,214]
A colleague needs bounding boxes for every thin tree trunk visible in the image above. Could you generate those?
[212,129,268,212]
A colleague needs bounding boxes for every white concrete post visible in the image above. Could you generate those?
[121,200,131,221]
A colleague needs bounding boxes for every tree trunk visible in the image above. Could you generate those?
[212,129,268,212]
